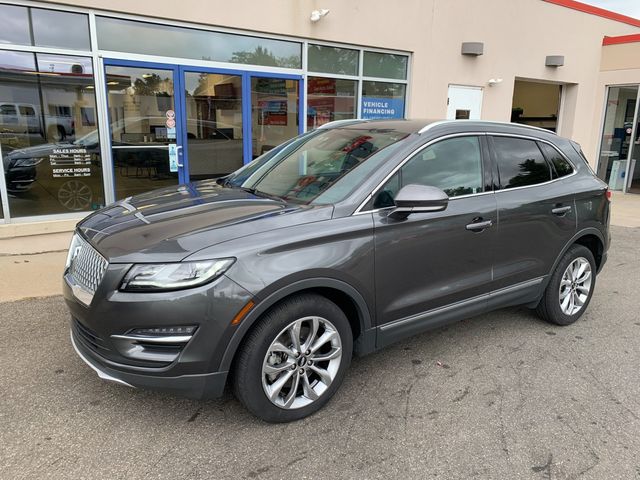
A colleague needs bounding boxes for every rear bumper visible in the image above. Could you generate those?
[71,329,228,398]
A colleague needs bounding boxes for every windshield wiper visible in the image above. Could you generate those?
[238,186,284,202]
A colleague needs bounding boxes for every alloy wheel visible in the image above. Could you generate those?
[58,180,92,211]
[262,316,342,410]
[558,257,592,316]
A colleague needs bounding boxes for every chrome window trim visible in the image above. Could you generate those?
[353,132,488,215]
[353,131,578,215]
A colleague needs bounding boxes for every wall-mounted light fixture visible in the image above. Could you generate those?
[545,55,565,67]
[461,42,484,56]
[488,78,503,87]
[310,9,330,23]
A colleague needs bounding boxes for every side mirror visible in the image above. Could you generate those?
[388,184,449,220]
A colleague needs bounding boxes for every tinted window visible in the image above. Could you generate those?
[538,142,573,178]
[363,52,408,80]
[0,5,30,45]
[308,45,359,75]
[370,136,483,209]
[96,16,301,68]
[31,9,90,50]
[492,137,551,188]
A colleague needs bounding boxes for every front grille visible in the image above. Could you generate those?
[73,319,110,353]
[69,235,108,294]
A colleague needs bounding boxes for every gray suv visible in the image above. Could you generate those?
[64,119,610,422]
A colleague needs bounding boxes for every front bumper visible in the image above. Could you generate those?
[64,263,254,399]
[71,329,228,398]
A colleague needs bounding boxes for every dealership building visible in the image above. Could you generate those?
[1,0,640,236]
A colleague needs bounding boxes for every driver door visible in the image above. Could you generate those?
[370,135,497,347]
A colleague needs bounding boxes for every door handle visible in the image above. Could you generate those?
[551,205,572,216]
[466,219,493,232]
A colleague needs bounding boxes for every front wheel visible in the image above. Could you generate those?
[536,244,596,326]
[233,294,352,422]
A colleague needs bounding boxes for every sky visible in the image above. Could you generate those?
[579,0,640,19]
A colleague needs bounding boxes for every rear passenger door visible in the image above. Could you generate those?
[489,135,577,290]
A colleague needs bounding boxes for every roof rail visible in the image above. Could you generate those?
[317,119,369,129]
[418,120,558,135]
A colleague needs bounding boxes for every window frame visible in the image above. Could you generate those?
[487,133,578,193]
[355,132,493,215]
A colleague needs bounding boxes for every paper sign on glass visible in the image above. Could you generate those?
[168,144,178,173]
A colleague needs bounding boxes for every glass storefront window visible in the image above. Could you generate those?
[307,45,359,76]
[0,6,90,50]
[307,77,357,129]
[363,52,408,80]
[184,72,243,180]
[361,81,406,119]
[0,51,104,217]
[597,86,639,190]
[96,17,302,69]
[0,5,31,46]
[31,8,91,51]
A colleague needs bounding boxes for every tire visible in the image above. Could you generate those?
[536,244,596,326]
[233,293,353,422]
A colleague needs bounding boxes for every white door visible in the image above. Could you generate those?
[447,85,483,120]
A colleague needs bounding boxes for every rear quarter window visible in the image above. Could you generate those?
[538,142,574,178]
[492,136,552,189]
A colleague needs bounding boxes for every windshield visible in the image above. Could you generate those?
[226,127,409,204]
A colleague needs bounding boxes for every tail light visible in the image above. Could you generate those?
[606,189,612,201]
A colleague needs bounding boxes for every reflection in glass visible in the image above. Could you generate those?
[0,5,30,46]
[184,72,243,180]
[105,66,178,200]
[307,45,358,75]
[31,9,91,50]
[0,51,104,217]
[493,137,552,188]
[361,81,406,119]
[307,77,357,129]
[363,52,408,80]
[597,86,639,191]
[251,77,299,159]
[97,17,301,68]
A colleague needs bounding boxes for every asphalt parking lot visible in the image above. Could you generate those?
[1,225,639,480]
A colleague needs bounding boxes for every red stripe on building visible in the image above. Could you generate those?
[543,0,640,28]
[602,33,640,46]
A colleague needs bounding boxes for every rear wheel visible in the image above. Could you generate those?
[536,244,596,326]
[233,293,352,422]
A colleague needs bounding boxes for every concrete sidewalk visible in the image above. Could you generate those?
[0,192,638,303]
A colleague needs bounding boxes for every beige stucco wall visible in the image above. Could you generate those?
[42,0,640,166]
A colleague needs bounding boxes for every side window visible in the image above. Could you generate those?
[538,142,574,178]
[492,136,551,189]
[368,136,483,209]
[401,136,483,197]
[0,104,17,115]
[19,105,35,116]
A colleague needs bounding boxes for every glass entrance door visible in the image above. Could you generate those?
[250,75,301,159]
[182,69,243,180]
[104,62,183,199]
[597,86,639,191]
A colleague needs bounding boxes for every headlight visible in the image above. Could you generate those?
[120,258,235,292]
[13,157,45,168]
[65,234,81,270]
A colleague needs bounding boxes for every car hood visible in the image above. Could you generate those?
[77,179,333,263]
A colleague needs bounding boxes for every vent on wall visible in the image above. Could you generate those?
[461,42,484,56]
[545,55,565,67]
